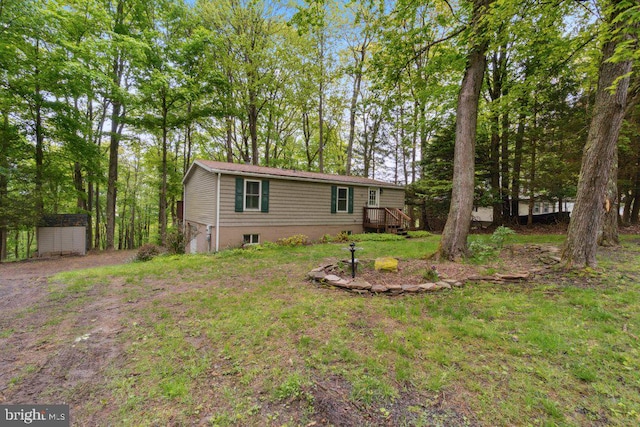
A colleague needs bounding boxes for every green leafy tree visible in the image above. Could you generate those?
[564,0,637,268]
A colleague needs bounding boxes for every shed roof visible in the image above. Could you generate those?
[185,160,403,189]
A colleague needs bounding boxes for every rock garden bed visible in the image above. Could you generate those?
[307,244,563,295]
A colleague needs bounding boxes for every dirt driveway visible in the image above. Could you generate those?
[0,251,134,416]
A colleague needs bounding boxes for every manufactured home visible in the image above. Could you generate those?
[182,160,408,253]
[472,200,575,225]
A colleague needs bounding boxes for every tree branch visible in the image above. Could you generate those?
[404,26,466,70]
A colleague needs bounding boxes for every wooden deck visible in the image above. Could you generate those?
[363,207,412,235]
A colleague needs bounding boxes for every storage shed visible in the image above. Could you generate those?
[37,214,88,257]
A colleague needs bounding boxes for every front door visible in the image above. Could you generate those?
[368,188,379,208]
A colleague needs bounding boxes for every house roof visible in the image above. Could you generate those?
[185,160,403,189]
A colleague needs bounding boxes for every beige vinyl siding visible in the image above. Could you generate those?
[379,187,405,208]
[184,166,217,225]
[219,175,381,227]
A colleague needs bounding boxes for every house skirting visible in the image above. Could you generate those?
[185,222,363,253]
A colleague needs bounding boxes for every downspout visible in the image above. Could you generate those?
[216,172,221,252]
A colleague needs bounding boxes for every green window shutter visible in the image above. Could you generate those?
[331,185,337,214]
[261,180,269,213]
[348,186,354,214]
[235,177,244,212]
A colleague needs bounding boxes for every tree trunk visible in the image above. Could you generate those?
[318,30,325,173]
[106,98,120,250]
[488,50,504,226]
[129,159,139,249]
[158,92,168,246]
[346,43,365,176]
[599,145,619,246]
[510,110,526,222]
[438,0,491,261]
[106,1,125,250]
[0,110,8,260]
[0,228,5,261]
[87,181,93,250]
[630,151,640,223]
[528,127,536,226]
[184,102,193,172]
[248,88,258,165]
[119,166,128,251]
[490,115,501,225]
[501,107,510,220]
[74,162,86,211]
[95,181,101,249]
[630,172,640,223]
[35,84,44,217]
[563,7,632,267]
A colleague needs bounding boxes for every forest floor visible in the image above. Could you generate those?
[1,235,639,425]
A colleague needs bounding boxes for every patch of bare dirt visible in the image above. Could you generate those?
[310,376,475,426]
[0,251,135,313]
[0,251,134,406]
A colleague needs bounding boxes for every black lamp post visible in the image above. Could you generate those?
[349,242,357,278]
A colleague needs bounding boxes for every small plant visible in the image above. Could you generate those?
[422,265,440,282]
[136,244,163,262]
[468,240,497,263]
[320,234,334,243]
[274,372,306,400]
[333,231,352,243]
[165,227,186,255]
[276,234,309,246]
[490,226,516,249]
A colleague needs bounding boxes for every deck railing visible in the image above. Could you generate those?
[363,207,411,233]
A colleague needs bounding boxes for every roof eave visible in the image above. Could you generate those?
[205,167,403,189]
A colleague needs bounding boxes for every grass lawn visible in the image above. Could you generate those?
[41,235,640,425]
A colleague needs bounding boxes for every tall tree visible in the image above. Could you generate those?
[105,0,150,250]
[438,0,494,261]
[563,0,635,268]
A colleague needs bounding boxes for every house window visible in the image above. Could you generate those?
[331,185,353,214]
[235,178,269,213]
[337,187,348,212]
[368,188,379,207]
[244,180,261,211]
[243,234,259,245]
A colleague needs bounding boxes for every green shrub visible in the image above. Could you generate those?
[165,227,186,255]
[136,244,163,262]
[276,234,310,247]
[320,234,334,243]
[333,231,352,243]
